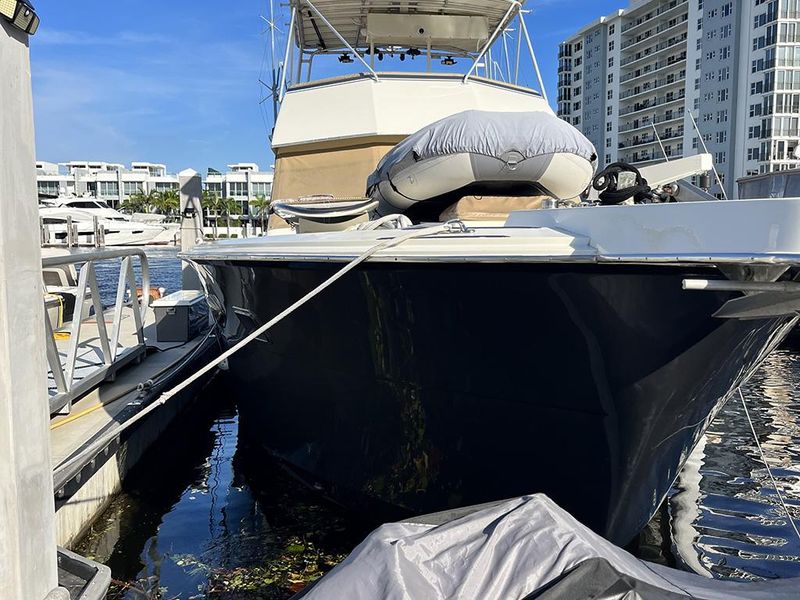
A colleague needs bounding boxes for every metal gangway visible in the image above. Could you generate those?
[42,248,151,415]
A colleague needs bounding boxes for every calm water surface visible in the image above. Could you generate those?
[76,251,800,596]
[668,348,800,580]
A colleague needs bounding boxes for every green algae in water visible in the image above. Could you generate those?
[75,382,370,599]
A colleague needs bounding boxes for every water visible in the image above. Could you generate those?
[91,247,183,307]
[667,348,800,580]
[75,379,370,600]
[75,251,800,595]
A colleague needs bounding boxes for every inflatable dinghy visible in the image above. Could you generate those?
[367,110,597,220]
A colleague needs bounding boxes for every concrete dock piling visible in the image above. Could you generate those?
[179,168,204,291]
[0,17,67,600]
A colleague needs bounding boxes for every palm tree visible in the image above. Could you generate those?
[201,190,222,238]
[151,188,180,216]
[221,197,240,238]
[248,194,270,234]
[120,188,149,214]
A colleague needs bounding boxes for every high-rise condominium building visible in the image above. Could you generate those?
[558,0,800,198]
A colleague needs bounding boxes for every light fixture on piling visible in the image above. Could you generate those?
[338,52,353,63]
[0,0,39,35]
[441,56,456,66]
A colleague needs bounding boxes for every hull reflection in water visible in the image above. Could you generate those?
[671,350,800,580]
[75,378,370,598]
[205,260,796,546]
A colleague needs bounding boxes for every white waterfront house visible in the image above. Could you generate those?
[36,161,274,213]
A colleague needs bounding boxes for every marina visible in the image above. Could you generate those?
[3,0,800,599]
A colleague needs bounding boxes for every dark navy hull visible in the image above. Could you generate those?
[205,260,793,545]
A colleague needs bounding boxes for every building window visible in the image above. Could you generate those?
[606,122,613,132]
[204,182,222,197]
[608,57,614,68]
[229,182,249,197]
[123,182,142,196]
[251,182,272,197]
[38,181,59,197]
[716,130,728,143]
[718,88,729,102]
[98,181,119,198]
[609,24,615,36]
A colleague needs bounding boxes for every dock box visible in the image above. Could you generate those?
[151,290,209,343]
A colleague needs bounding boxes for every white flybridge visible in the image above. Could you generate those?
[267,0,553,208]
[185,0,800,550]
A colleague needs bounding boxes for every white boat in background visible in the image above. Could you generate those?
[39,197,179,246]
[39,205,168,246]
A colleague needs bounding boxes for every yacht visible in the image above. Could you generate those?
[184,0,800,546]
[39,197,177,246]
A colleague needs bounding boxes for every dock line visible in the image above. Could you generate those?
[52,222,457,488]
[52,324,221,489]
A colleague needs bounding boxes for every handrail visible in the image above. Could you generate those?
[43,248,151,415]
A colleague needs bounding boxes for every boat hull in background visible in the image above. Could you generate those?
[204,260,794,545]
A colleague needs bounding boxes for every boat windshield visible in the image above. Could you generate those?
[264,0,547,111]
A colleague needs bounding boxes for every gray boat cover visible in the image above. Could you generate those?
[367,109,597,190]
[292,495,800,600]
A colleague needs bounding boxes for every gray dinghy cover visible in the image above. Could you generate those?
[292,495,800,600]
[367,109,597,214]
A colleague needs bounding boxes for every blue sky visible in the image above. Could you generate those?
[31,0,622,172]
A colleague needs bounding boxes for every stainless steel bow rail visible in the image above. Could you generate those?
[43,248,150,415]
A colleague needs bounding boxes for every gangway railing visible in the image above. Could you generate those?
[43,248,150,415]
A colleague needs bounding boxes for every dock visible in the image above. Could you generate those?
[44,249,220,546]
[0,14,220,598]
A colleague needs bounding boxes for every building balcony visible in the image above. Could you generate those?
[619,73,685,101]
[619,90,686,117]
[625,150,684,165]
[620,55,686,85]
[618,110,685,133]
[621,13,688,52]
[621,32,688,68]
[621,0,689,35]
[618,129,684,150]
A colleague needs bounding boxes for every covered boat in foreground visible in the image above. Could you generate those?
[290,494,800,599]
[185,0,800,546]
[187,188,800,546]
